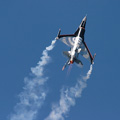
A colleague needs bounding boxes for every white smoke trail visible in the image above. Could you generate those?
[10,39,56,120]
[45,64,93,120]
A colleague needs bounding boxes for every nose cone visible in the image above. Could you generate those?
[83,15,87,22]
[81,15,87,28]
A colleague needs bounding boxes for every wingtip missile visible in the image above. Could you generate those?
[92,53,96,64]
[55,29,61,40]
[93,53,96,59]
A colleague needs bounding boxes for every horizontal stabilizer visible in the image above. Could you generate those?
[63,51,71,58]
[74,58,83,67]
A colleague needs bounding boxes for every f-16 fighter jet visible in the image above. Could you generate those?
[56,16,96,70]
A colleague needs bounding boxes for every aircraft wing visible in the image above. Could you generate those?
[56,29,76,48]
[59,36,76,48]
[80,41,94,64]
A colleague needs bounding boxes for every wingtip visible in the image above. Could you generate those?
[55,37,59,40]
[94,53,96,58]
[56,29,61,40]
[92,53,96,64]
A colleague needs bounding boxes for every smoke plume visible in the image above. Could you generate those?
[45,64,93,120]
[10,39,56,120]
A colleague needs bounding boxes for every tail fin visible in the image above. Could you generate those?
[62,66,65,71]
[62,60,69,71]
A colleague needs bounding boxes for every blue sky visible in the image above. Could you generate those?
[0,0,120,120]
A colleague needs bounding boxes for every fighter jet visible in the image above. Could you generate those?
[56,16,96,70]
